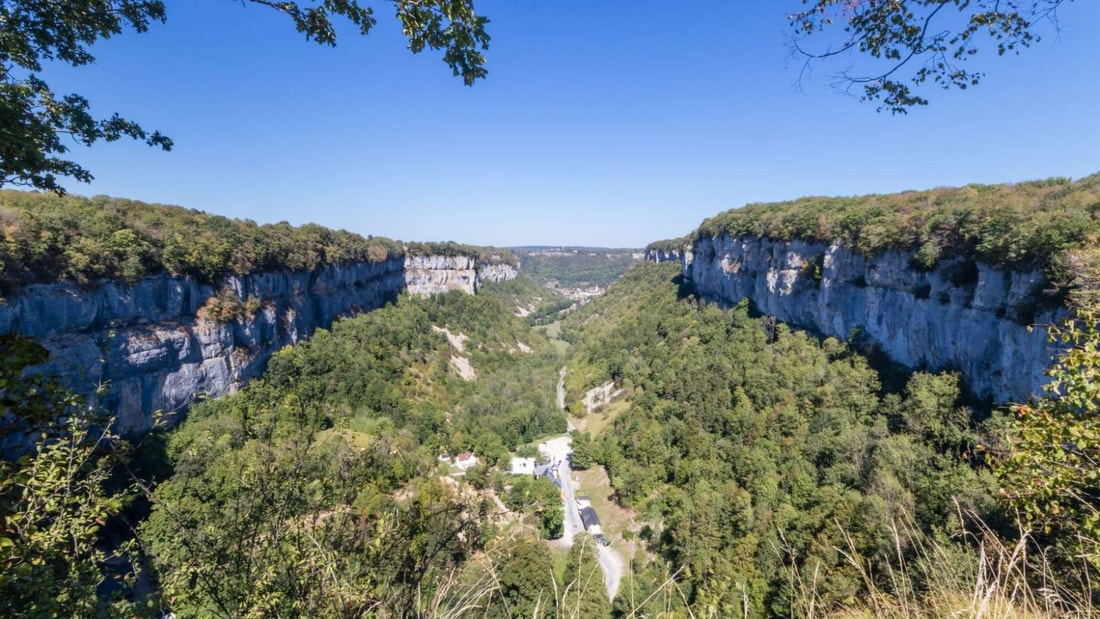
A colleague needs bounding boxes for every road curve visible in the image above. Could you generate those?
[597,544,624,599]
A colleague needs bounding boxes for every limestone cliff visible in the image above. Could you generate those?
[671,235,1059,403]
[404,255,518,295]
[645,247,686,264]
[645,239,689,264]
[3,254,517,433]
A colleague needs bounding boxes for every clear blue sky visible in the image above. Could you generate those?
[43,1,1100,247]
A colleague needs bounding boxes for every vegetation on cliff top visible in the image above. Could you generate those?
[0,190,402,292]
[0,191,513,294]
[693,174,1100,272]
[405,241,517,266]
[644,237,688,254]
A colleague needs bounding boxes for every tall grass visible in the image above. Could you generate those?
[787,508,1096,618]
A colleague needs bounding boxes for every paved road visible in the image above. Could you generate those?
[596,544,624,599]
[542,436,583,545]
[547,373,623,600]
[558,367,566,410]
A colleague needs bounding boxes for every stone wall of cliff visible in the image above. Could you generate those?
[404,255,519,295]
[671,235,1059,403]
[644,247,685,264]
[3,254,517,434]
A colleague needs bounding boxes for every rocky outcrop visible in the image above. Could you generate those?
[404,255,518,295]
[676,235,1060,403]
[645,239,690,264]
[478,262,521,285]
[645,247,685,264]
[4,253,518,434]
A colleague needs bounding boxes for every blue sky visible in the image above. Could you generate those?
[43,1,1100,247]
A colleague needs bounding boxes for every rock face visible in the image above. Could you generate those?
[645,247,685,264]
[675,235,1059,403]
[404,255,519,295]
[3,254,517,434]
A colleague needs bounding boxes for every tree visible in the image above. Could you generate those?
[996,309,1100,565]
[789,0,1071,113]
[560,534,611,618]
[0,335,142,617]
[0,0,489,193]
[492,539,556,619]
[570,429,596,470]
[504,476,563,540]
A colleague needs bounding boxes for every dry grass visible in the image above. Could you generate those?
[787,509,1097,619]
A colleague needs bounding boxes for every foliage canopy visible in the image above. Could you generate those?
[694,174,1100,273]
[997,309,1100,566]
[0,190,404,292]
[563,262,1002,615]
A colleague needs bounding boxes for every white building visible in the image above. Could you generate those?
[510,457,537,475]
[455,452,478,470]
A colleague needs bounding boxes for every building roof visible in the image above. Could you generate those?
[535,464,562,487]
[510,457,536,475]
[579,506,601,530]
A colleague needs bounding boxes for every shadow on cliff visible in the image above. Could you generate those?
[672,274,697,300]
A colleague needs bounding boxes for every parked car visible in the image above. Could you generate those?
[594,534,611,547]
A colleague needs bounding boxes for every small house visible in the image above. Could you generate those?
[535,463,561,488]
[455,452,478,470]
[510,457,537,475]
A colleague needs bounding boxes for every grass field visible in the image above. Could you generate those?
[534,320,570,356]
[570,398,628,438]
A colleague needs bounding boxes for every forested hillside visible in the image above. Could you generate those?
[561,262,1095,616]
[5,181,1100,617]
[513,248,641,289]
[140,280,574,615]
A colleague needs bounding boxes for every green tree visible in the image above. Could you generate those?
[492,539,556,619]
[0,335,141,617]
[560,534,611,619]
[504,476,563,540]
[0,0,489,193]
[997,309,1100,564]
[570,430,596,470]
